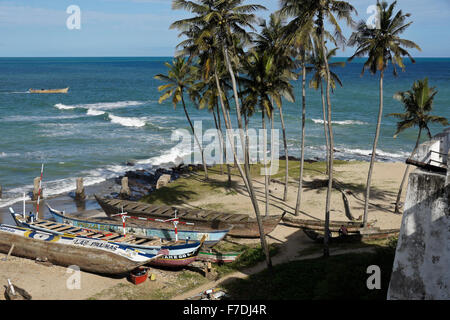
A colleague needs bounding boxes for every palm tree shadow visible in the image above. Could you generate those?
[145,184,197,206]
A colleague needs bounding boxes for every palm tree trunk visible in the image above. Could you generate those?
[212,107,224,175]
[363,70,384,227]
[321,80,330,172]
[223,46,272,270]
[321,30,334,258]
[294,53,307,216]
[394,127,422,213]
[262,110,269,217]
[217,104,231,184]
[180,94,208,180]
[279,106,289,201]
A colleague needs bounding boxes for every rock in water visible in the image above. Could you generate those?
[75,177,86,201]
[156,174,171,190]
[32,177,43,200]
[120,177,131,199]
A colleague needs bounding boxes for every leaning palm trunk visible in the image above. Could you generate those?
[280,106,289,201]
[212,107,224,175]
[322,33,334,258]
[216,104,232,184]
[320,81,330,172]
[262,110,270,217]
[181,95,208,180]
[394,127,422,213]
[279,106,289,201]
[223,47,272,269]
[294,56,307,216]
[363,71,384,226]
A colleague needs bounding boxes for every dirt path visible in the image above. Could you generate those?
[171,224,375,300]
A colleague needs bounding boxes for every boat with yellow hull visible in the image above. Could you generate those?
[29,87,69,94]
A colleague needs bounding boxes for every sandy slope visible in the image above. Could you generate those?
[0,161,407,300]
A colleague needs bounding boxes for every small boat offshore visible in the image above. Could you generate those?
[29,87,69,94]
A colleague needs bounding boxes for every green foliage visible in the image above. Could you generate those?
[388,77,448,139]
[222,241,397,300]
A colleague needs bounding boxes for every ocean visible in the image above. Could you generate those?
[0,57,449,211]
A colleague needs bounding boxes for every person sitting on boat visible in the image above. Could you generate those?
[28,212,35,223]
[338,225,348,237]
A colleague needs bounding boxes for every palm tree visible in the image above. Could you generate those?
[388,78,448,213]
[171,0,274,269]
[154,57,209,180]
[307,44,345,168]
[240,49,296,217]
[348,0,421,227]
[254,13,297,201]
[280,0,356,257]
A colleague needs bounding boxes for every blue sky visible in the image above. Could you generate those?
[0,0,449,57]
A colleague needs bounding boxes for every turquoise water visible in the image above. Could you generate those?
[0,57,449,207]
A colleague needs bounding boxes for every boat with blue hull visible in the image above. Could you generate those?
[46,204,229,247]
[9,208,205,268]
[0,223,155,275]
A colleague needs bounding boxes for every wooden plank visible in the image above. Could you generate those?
[45,223,66,230]
[64,227,82,233]
[177,210,191,217]
[227,215,249,222]
[52,226,74,232]
[108,199,122,206]
[114,235,135,243]
[152,207,172,216]
[36,221,58,227]
[124,203,142,211]
[102,234,121,240]
[147,205,163,214]
[128,238,148,245]
[219,214,235,221]
[90,234,105,239]
[201,212,223,221]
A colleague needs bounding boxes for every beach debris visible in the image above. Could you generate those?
[4,279,32,300]
[75,177,86,201]
[2,243,15,262]
[120,177,131,199]
[129,267,148,285]
[150,273,156,281]
[35,256,53,267]
[156,174,171,189]
[187,288,228,301]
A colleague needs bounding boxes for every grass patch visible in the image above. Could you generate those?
[140,160,360,206]
[221,238,397,300]
[213,243,280,278]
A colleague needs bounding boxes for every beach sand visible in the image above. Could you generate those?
[0,160,407,300]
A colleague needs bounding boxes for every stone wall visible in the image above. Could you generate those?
[387,164,449,299]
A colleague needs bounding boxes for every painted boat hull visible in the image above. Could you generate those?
[95,196,282,238]
[29,87,69,94]
[0,224,153,275]
[11,213,203,268]
[47,205,229,247]
[282,214,364,232]
[196,251,242,264]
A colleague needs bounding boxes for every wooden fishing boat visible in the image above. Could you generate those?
[282,214,399,242]
[282,214,364,232]
[301,227,400,243]
[47,204,229,247]
[29,87,69,94]
[196,250,242,264]
[95,195,282,238]
[10,208,204,268]
[0,223,155,275]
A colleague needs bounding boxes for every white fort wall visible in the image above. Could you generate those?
[388,130,449,300]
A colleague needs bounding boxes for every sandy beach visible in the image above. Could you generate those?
[0,160,407,300]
